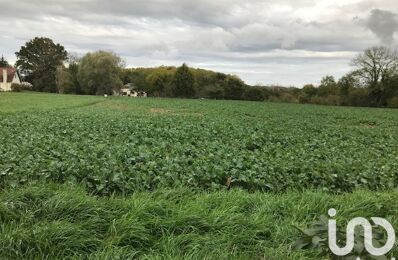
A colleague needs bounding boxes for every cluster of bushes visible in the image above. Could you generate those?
[122,65,247,100]
[11,82,33,92]
[121,66,302,102]
[295,74,398,108]
[296,47,398,108]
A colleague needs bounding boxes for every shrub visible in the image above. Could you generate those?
[387,96,398,108]
[298,94,310,104]
[223,76,245,100]
[11,83,22,92]
[346,88,369,107]
[279,92,298,103]
[21,82,33,90]
[243,87,265,101]
[202,84,224,99]
[323,95,342,106]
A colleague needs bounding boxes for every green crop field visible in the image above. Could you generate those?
[0,92,397,259]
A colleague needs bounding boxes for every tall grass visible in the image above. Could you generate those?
[1,183,397,259]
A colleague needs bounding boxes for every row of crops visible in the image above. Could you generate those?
[1,95,397,195]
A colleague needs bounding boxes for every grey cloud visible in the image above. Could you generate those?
[1,0,397,86]
[365,9,398,44]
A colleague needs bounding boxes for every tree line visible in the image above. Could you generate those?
[295,47,398,108]
[3,37,398,108]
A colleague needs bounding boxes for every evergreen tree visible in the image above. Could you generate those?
[173,63,195,97]
[223,75,245,100]
[0,55,10,67]
[15,37,68,92]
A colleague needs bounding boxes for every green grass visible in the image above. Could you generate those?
[0,92,397,259]
[0,92,103,113]
[1,183,398,259]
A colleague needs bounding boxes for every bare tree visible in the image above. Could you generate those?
[351,46,398,105]
[351,46,398,87]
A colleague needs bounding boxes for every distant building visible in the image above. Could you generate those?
[119,83,147,97]
[0,68,22,91]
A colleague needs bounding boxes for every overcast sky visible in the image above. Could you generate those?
[1,0,398,86]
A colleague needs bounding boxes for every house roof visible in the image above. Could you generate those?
[124,83,136,90]
[0,68,19,83]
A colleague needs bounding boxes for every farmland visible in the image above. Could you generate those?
[0,92,398,259]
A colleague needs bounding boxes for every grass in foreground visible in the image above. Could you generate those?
[1,183,398,259]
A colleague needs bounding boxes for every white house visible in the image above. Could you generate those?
[120,83,147,97]
[0,68,22,91]
[120,87,139,97]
